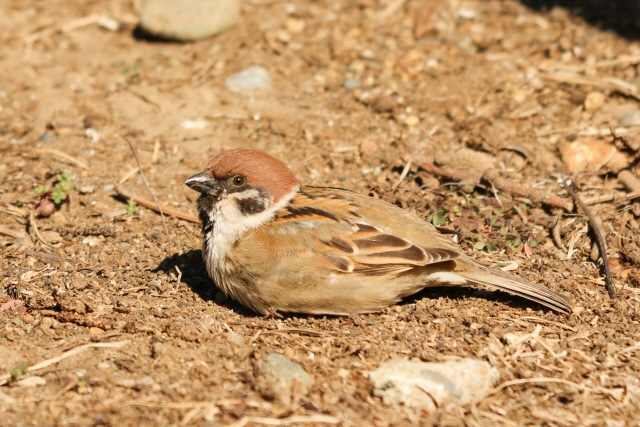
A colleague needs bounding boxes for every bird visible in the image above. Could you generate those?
[185,149,571,316]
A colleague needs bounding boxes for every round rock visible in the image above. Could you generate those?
[139,0,241,42]
[224,66,272,93]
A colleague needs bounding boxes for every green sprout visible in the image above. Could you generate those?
[126,199,139,215]
[10,364,29,381]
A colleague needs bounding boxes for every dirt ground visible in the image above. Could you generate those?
[2,0,640,426]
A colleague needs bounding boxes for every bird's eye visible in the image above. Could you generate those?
[231,175,246,187]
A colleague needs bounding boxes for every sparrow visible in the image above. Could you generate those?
[185,149,571,315]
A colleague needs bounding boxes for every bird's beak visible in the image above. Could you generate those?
[184,172,222,197]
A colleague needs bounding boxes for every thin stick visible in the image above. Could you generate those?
[31,148,89,170]
[30,212,56,248]
[229,415,340,427]
[123,137,173,255]
[561,178,617,299]
[518,316,577,332]
[392,159,411,189]
[114,184,200,223]
[0,341,129,385]
[174,265,182,291]
[402,153,573,210]
[538,72,640,100]
[489,377,589,395]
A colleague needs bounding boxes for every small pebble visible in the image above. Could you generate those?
[404,115,420,126]
[254,353,313,405]
[85,128,100,143]
[343,78,363,89]
[38,133,57,143]
[16,376,47,387]
[619,109,640,125]
[89,327,104,335]
[82,237,100,246]
[359,140,378,158]
[224,66,272,93]
[226,332,245,347]
[457,7,477,19]
[78,185,95,194]
[181,119,207,130]
[584,91,605,112]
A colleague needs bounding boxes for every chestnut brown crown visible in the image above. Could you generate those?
[204,149,299,203]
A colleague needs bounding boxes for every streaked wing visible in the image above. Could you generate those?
[275,188,459,274]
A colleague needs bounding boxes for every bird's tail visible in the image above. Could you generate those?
[458,267,571,313]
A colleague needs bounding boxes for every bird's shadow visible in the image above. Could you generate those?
[155,251,553,319]
[154,249,261,318]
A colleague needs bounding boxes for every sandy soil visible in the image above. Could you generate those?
[1,1,640,426]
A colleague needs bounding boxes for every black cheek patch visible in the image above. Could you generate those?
[237,196,267,215]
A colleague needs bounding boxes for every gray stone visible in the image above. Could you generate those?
[368,358,499,411]
[226,332,245,347]
[619,109,640,125]
[343,78,363,89]
[254,353,313,405]
[139,0,241,42]
[224,66,272,93]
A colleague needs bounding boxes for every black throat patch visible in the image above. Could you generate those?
[197,194,215,234]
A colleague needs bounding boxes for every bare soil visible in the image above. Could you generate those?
[1,1,640,426]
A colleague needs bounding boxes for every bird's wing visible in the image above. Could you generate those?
[272,187,460,274]
[232,186,570,314]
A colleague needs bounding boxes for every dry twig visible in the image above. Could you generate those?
[538,72,640,101]
[0,341,129,385]
[402,153,573,210]
[30,148,89,170]
[229,415,341,427]
[123,137,173,255]
[114,184,199,223]
[560,177,617,299]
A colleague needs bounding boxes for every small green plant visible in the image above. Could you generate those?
[126,199,139,215]
[122,59,142,75]
[10,364,29,381]
[33,169,73,217]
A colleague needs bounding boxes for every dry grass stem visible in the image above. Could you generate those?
[0,341,129,385]
[123,137,173,255]
[402,153,573,210]
[562,178,617,299]
[229,414,341,427]
[114,184,199,223]
[31,148,89,170]
[538,72,640,100]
